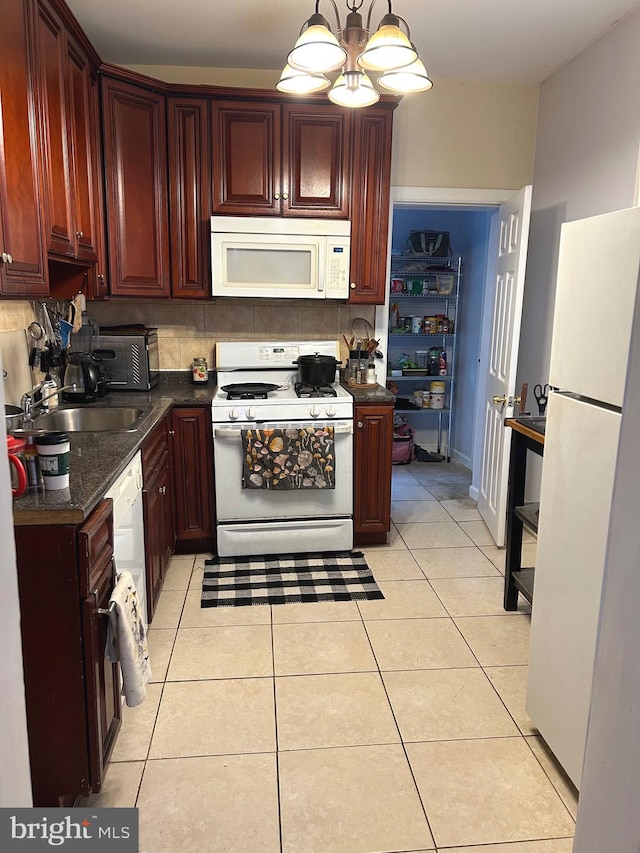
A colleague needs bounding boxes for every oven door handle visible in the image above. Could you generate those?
[214,422,353,437]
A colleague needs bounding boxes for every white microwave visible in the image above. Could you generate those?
[211,216,350,300]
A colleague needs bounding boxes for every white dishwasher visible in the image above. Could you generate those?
[105,450,148,629]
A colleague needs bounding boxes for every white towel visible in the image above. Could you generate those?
[105,571,152,707]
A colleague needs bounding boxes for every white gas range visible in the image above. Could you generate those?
[212,341,354,557]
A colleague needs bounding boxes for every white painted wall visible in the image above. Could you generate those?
[517,8,640,401]
[514,8,640,499]
[0,350,32,806]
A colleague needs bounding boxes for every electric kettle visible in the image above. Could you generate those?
[62,353,101,403]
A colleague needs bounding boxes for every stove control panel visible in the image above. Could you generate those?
[257,346,300,362]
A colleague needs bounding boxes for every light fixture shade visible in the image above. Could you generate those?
[378,57,433,93]
[358,15,417,71]
[276,64,330,94]
[328,72,380,108]
[288,22,347,73]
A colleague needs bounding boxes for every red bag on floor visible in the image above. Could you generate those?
[392,414,414,465]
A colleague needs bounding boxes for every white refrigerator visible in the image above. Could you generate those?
[526,206,640,789]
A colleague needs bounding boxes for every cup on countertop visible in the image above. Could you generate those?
[35,431,70,490]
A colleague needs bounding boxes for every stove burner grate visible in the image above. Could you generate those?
[294,382,338,399]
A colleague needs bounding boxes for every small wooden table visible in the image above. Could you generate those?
[503,417,546,610]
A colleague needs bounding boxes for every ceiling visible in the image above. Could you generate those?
[66,0,640,85]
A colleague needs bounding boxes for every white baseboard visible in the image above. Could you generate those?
[451,448,472,469]
[469,485,479,501]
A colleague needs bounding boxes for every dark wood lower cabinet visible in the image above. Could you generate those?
[142,415,174,623]
[353,403,394,546]
[170,406,215,552]
[14,499,121,806]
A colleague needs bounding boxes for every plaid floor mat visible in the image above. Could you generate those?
[201,551,384,607]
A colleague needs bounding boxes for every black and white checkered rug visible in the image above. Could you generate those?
[201,551,384,608]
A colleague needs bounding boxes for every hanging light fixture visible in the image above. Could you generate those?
[276,65,331,94]
[277,0,433,108]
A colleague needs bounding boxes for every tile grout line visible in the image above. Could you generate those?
[270,604,285,853]
[133,564,193,808]
[359,613,438,849]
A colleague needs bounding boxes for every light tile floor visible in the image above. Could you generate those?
[86,461,578,852]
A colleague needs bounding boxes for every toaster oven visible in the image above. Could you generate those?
[93,327,160,391]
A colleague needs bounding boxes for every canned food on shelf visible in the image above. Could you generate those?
[430,380,445,409]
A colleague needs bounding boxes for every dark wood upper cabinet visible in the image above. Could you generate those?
[65,34,99,263]
[0,0,49,296]
[212,101,350,218]
[282,105,351,217]
[168,97,211,298]
[212,101,281,215]
[349,107,394,304]
[101,76,170,297]
[33,0,75,259]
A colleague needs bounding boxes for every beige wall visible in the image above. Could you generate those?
[127,65,539,191]
[124,65,280,89]
[0,301,37,334]
[391,78,538,189]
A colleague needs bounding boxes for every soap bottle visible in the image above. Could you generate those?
[41,373,59,410]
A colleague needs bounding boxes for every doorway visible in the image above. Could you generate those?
[376,188,513,485]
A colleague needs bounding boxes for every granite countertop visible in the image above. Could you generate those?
[12,372,395,526]
[344,382,396,405]
[12,372,216,526]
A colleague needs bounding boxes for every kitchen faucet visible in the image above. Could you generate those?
[21,384,78,422]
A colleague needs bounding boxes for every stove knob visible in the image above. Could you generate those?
[308,405,320,418]
[229,408,239,421]
[246,408,255,420]
[325,405,336,418]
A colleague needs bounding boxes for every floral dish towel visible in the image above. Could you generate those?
[241,427,335,490]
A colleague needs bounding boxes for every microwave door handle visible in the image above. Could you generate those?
[317,242,325,293]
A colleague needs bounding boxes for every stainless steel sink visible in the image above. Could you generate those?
[28,406,146,433]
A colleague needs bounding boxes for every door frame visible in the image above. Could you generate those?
[379,186,515,491]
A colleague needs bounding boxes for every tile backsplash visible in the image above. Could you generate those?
[0,299,376,371]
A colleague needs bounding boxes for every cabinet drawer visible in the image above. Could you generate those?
[142,416,169,474]
[78,499,113,597]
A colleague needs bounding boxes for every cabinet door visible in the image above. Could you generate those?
[143,467,164,620]
[212,101,281,215]
[78,499,121,795]
[354,404,393,545]
[33,0,75,259]
[168,97,210,298]
[65,34,99,262]
[142,417,174,621]
[102,76,170,297]
[171,407,215,549]
[349,108,394,304]
[0,0,48,295]
[282,106,351,218]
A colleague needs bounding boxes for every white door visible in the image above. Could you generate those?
[477,185,532,546]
